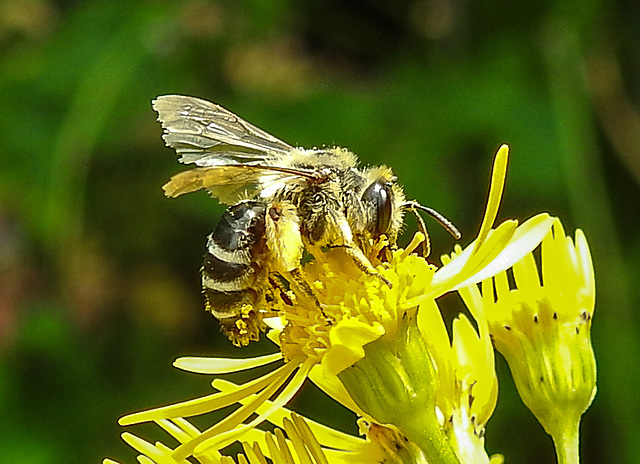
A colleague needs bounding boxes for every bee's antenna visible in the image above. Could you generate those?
[402,201,461,257]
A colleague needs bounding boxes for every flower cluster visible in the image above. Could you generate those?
[105,145,596,464]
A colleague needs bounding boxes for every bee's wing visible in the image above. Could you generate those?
[153,95,294,166]
[163,165,311,205]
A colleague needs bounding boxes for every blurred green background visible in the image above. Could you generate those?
[1,0,638,462]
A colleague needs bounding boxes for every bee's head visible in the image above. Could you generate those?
[360,166,461,256]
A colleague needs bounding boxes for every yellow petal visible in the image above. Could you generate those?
[212,379,367,451]
[119,359,301,426]
[323,318,386,376]
[120,432,176,463]
[189,361,314,457]
[449,213,554,291]
[474,144,510,250]
[575,229,595,314]
[173,353,283,374]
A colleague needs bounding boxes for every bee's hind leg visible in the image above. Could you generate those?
[265,202,332,322]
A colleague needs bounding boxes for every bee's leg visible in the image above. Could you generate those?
[265,202,331,321]
[287,268,320,306]
[286,268,332,323]
[268,275,293,306]
[327,213,393,288]
[341,244,393,288]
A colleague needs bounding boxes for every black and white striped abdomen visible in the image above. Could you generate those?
[202,201,268,319]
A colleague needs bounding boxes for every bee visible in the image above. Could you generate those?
[153,95,460,345]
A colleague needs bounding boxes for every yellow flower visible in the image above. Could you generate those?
[106,145,559,464]
[478,218,596,464]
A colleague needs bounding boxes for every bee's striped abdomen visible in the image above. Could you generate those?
[202,201,268,323]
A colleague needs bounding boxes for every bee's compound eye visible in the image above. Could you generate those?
[362,180,392,236]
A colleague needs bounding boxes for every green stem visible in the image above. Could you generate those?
[401,415,461,464]
[553,421,580,464]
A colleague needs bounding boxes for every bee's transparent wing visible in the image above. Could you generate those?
[153,95,294,166]
[163,165,310,205]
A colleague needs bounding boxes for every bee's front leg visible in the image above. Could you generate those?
[328,214,393,288]
[342,244,393,289]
